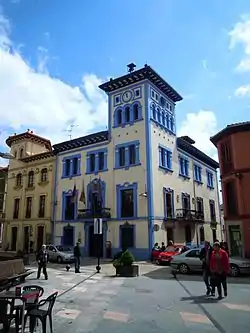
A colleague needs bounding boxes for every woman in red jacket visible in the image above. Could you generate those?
[210,242,230,299]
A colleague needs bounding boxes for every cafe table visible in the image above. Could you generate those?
[0,289,40,333]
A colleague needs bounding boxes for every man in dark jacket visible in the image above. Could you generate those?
[199,241,213,295]
[36,244,49,280]
[74,242,81,273]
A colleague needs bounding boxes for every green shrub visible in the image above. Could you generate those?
[120,250,134,266]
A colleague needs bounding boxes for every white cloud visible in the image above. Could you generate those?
[178,110,218,161]
[229,16,250,72]
[235,84,250,96]
[0,11,108,148]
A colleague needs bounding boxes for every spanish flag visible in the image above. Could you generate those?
[71,184,77,204]
[79,179,86,206]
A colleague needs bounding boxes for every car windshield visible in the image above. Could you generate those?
[55,246,73,252]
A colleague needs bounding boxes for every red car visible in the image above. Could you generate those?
[152,245,189,265]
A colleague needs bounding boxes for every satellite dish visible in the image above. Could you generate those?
[0,152,15,159]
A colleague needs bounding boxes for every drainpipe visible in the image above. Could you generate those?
[215,170,223,240]
[51,154,58,244]
[192,160,199,246]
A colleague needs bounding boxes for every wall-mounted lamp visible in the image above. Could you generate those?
[139,192,148,198]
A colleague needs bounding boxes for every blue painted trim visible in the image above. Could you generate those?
[116,182,138,220]
[61,153,81,179]
[145,82,154,254]
[150,85,176,108]
[179,154,189,178]
[108,94,112,140]
[163,187,175,218]
[114,140,141,170]
[149,100,176,135]
[62,225,75,246]
[119,224,135,249]
[182,192,191,209]
[177,147,217,172]
[113,93,121,107]
[86,178,106,209]
[51,154,59,243]
[113,101,143,128]
[206,169,214,189]
[108,81,146,98]
[86,147,108,175]
[158,144,173,171]
[58,142,109,157]
[133,86,142,100]
[61,190,78,221]
[193,163,202,183]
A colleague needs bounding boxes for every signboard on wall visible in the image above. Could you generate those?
[94,218,103,235]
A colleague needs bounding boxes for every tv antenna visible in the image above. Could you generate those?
[63,124,79,140]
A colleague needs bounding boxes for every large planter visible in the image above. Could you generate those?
[115,264,139,277]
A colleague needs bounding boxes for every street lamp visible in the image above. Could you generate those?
[94,217,102,273]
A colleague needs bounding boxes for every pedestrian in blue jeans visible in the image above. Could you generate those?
[74,242,81,273]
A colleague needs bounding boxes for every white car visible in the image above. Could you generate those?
[170,248,250,277]
[46,245,75,263]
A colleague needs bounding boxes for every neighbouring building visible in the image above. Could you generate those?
[211,121,250,258]
[3,130,55,253]
[52,63,221,260]
[0,167,8,246]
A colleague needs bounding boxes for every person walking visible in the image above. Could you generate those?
[199,241,213,295]
[74,242,81,273]
[210,241,230,300]
[36,244,49,280]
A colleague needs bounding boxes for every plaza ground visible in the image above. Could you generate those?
[19,262,250,333]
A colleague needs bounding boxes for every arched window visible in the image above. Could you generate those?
[156,108,161,123]
[19,148,24,158]
[40,168,48,182]
[125,106,130,122]
[117,109,122,125]
[169,117,174,131]
[166,114,169,128]
[27,171,34,187]
[133,104,139,121]
[14,150,17,158]
[151,103,156,119]
[185,225,192,243]
[199,226,205,243]
[161,112,165,126]
[16,173,22,187]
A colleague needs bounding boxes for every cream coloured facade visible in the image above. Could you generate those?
[52,64,221,260]
[3,130,55,253]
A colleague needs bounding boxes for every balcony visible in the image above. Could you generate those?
[78,207,111,219]
[176,209,204,222]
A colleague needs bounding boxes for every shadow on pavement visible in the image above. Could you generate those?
[143,266,250,284]
[180,295,220,304]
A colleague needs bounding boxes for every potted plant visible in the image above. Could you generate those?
[113,249,139,277]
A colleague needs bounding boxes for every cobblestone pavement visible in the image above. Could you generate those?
[15,264,250,332]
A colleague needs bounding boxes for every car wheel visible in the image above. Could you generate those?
[155,259,161,265]
[178,263,190,274]
[57,256,63,264]
[230,264,240,277]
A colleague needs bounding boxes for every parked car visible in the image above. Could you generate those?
[46,245,75,263]
[170,248,250,277]
[153,245,189,265]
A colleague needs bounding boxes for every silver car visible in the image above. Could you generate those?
[46,245,75,263]
[170,248,250,277]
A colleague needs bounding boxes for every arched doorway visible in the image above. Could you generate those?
[88,225,103,257]
[63,225,74,246]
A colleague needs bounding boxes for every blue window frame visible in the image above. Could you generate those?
[115,141,140,169]
[194,164,202,183]
[113,101,143,128]
[86,148,108,174]
[119,224,135,249]
[62,190,78,221]
[179,156,189,178]
[163,187,174,218]
[116,182,138,219]
[62,154,81,179]
[150,101,176,135]
[207,170,214,189]
[159,145,172,171]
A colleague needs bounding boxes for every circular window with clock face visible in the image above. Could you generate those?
[160,96,166,107]
[122,90,133,103]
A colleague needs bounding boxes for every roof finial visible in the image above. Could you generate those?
[127,63,136,73]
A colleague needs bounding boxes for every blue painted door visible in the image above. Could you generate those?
[63,226,74,246]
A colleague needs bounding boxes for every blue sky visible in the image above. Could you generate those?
[0,0,250,161]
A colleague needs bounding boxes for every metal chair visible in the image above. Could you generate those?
[0,299,17,332]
